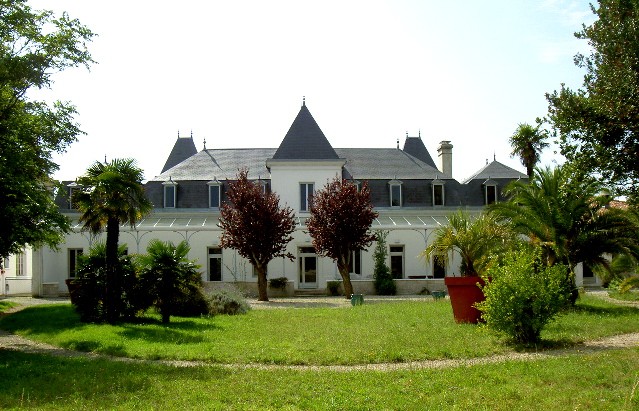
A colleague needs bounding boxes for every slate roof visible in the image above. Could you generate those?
[462,160,527,183]
[402,136,437,169]
[152,148,275,181]
[335,148,443,180]
[161,136,198,173]
[271,103,340,160]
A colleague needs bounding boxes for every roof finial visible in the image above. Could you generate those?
[203,138,207,150]
[191,130,193,138]
[302,96,306,107]
[397,138,400,149]
[104,154,107,164]
[418,129,421,138]
[486,158,489,165]
[494,151,496,161]
[177,130,180,138]
[406,131,408,138]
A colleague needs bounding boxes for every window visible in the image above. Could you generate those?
[259,180,269,194]
[353,180,361,192]
[208,247,222,281]
[299,247,317,287]
[484,179,498,205]
[15,252,25,276]
[433,255,446,278]
[300,183,314,212]
[68,248,83,278]
[389,179,403,207]
[432,178,445,206]
[390,245,404,279]
[348,249,362,275]
[163,179,177,208]
[252,264,267,278]
[67,182,79,209]
[3,257,9,269]
[207,180,221,209]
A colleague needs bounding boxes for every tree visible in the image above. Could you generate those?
[138,240,206,324]
[0,0,94,265]
[74,158,152,323]
[508,122,548,178]
[546,0,639,200]
[422,210,516,277]
[306,178,378,299]
[490,165,639,301]
[373,230,396,295]
[219,169,296,301]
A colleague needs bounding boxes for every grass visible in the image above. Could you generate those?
[609,289,639,302]
[0,295,638,365]
[0,295,637,409]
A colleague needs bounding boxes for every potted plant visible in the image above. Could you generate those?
[423,210,515,323]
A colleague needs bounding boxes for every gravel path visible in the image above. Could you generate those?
[0,292,637,372]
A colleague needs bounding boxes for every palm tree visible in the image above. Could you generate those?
[490,165,639,301]
[422,210,516,277]
[509,122,549,178]
[137,240,203,324]
[74,158,152,323]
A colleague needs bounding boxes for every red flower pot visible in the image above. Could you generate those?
[444,276,486,324]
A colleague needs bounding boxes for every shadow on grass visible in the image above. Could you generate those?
[0,350,229,409]
[569,301,639,316]
[0,304,80,334]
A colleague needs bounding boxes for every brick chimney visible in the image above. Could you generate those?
[437,141,453,177]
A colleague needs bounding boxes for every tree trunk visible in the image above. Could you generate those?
[256,264,269,302]
[338,262,354,299]
[105,216,120,324]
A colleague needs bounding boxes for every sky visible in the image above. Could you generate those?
[29,0,596,182]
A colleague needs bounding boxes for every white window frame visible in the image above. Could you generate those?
[67,182,79,209]
[389,245,404,279]
[389,179,403,207]
[484,179,498,205]
[300,182,314,212]
[163,179,178,208]
[207,179,222,209]
[68,248,83,278]
[15,252,25,276]
[432,178,445,206]
[348,249,362,275]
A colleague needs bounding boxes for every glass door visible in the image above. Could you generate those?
[298,247,317,288]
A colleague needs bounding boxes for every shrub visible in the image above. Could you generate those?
[268,277,288,290]
[476,247,571,344]
[207,289,251,315]
[327,280,341,296]
[73,243,150,323]
[373,231,396,295]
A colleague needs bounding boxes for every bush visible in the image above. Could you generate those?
[268,277,288,290]
[327,280,341,296]
[373,231,396,295]
[73,243,150,323]
[207,289,251,315]
[476,247,571,344]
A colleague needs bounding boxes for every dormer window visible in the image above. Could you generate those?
[259,180,269,194]
[67,181,79,209]
[483,178,498,205]
[163,179,178,208]
[352,180,361,193]
[432,177,445,206]
[207,178,222,209]
[389,179,403,207]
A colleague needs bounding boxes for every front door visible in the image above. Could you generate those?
[299,247,317,288]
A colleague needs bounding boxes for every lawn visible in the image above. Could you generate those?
[0,295,638,410]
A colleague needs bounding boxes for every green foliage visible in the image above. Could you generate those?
[546,0,639,199]
[477,247,572,344]
[326,280,341,296]
[138,240,207,323]
[207,289,251,316]
[423,210,517,277]
[268,277,289,290]
[619,275,639,293]
[509,121,549,178]
[72,242,149,323]
[373,230,396,295]
[0,0,94,261]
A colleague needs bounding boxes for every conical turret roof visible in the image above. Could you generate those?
[161,135,198,173]
[272,102,339,160]
[403,134,437,168]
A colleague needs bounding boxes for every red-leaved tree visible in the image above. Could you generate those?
[307,177,378,298]
[219,169,296,301]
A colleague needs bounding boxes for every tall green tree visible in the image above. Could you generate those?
[0,0,94,265]
[74,158,152,323]
[219,169,296,302]
[490,165,639,300]
[306,178,378,299]
[546,0,639,200]
[509,122,548,178]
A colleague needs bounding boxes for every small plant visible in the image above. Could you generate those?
[373,231,396,295]
[268,277,289,290]
[207,289,251,315]
[477,246,571,344]
[327,280,341,296]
